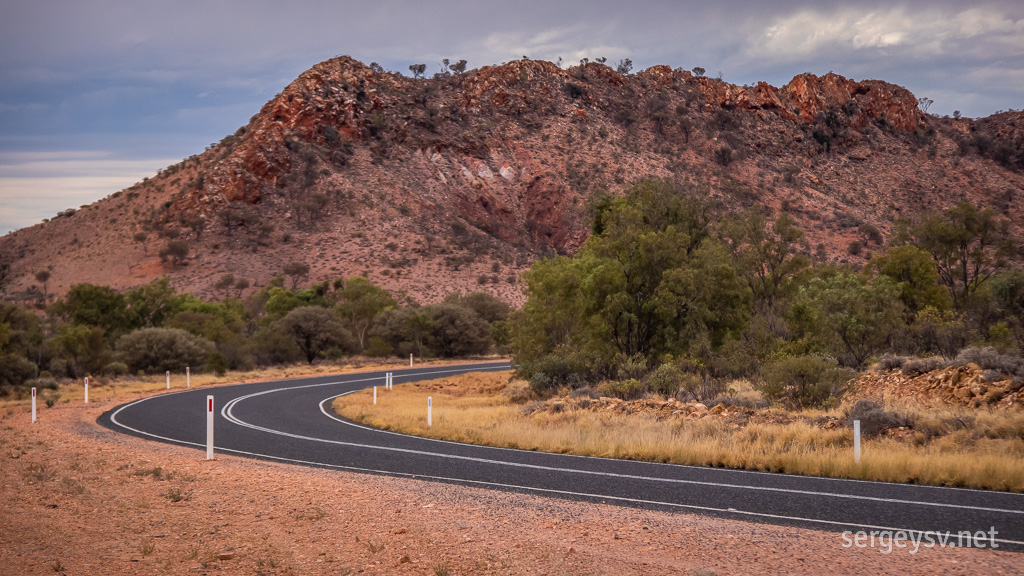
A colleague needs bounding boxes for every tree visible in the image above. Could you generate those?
[50,284,132,339]
[616,59,632,75]
[789,271,904,367]
[692,67,706,77]
[125,277,186,328]
[989,268,1024,349]
[511,178,749,383]
[370,307,434,358]
[408,64,426,79]
[283,262,310,290]
[234,277,250,298]
[0,302,42,388]
[53,323,110,378]
[442,292,510,323]
[35,270,50,302]
[187,216,206,240]
[160,240,189,266]
[902,202,1016,310]
[724,210,809,312]
[272,307,352,364]
[867,245,950,314]
[336,277,396,350]
[133,231,148,255]
[215,274,236,300]
[449,59,468,74]
[426,304,492,357]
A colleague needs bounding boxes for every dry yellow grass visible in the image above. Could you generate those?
[333,371,1024,492]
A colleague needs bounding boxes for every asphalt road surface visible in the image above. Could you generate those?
[99,362,1024,551]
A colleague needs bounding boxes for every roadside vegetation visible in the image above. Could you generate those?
[333,178,1024,490]
[0,272,510,402]
[510,178,1023,407]
[334,371,1024,491]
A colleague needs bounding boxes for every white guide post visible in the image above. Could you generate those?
[206,395,214,460]
[427,396,432,427]
[854,419,862,464]
[410,353,413,367]
[84,376,89,404]
[31,387,37,423]
[166,371,170,390]
[186,366,190,388]
[373,386,377,405]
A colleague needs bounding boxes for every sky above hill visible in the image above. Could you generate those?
[1,0,1022,234]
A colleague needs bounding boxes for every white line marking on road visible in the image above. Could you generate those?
[215,388,1024,517]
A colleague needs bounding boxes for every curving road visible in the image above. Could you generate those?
[99,362,1024,551]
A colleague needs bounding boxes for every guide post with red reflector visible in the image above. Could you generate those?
[84,376,89,404]
[206,395,214,460]
[31,387,37,423]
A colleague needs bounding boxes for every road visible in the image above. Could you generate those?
[99,362,1024,551]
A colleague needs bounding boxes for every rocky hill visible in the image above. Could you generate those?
[1,56,1022,304]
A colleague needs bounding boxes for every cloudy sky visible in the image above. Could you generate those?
[1,0,1022,233]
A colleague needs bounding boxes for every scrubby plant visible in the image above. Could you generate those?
[901,356,948,376]
[598,378,646,400]
[847,400,910,437]
[103,361,129,377]
[115,328,215,374]
[759,354,854,408]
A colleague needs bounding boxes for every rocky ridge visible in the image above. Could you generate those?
[1,56,1022,304]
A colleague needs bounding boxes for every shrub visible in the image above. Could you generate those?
[598,378,646,400]
[705,395,761,410]
[847,400,910,437]
[521,354,579,394]
[0,354,38,389]
[677,372,725,402]
[760,355,855,408]
[714,146,734,166]
[877,353,907,371]
[954,347,1024,385]
[364,337,393,358]
[116,328,215,374]
[103,361,129,377]
[206,352,228,377]
[646,362,683,395]
[425,304,492,357]
[503,380,533,404]
[902,357,947,376]
[272,306,354,364]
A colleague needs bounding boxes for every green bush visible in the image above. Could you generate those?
[115,328,215,374]
[760,354,855,408]
[206,352,228,377]
[365,337,393,358]
[103,361,129,377]
[598,378,646,400]
[520,354,579,394]
[646,363,682,395]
